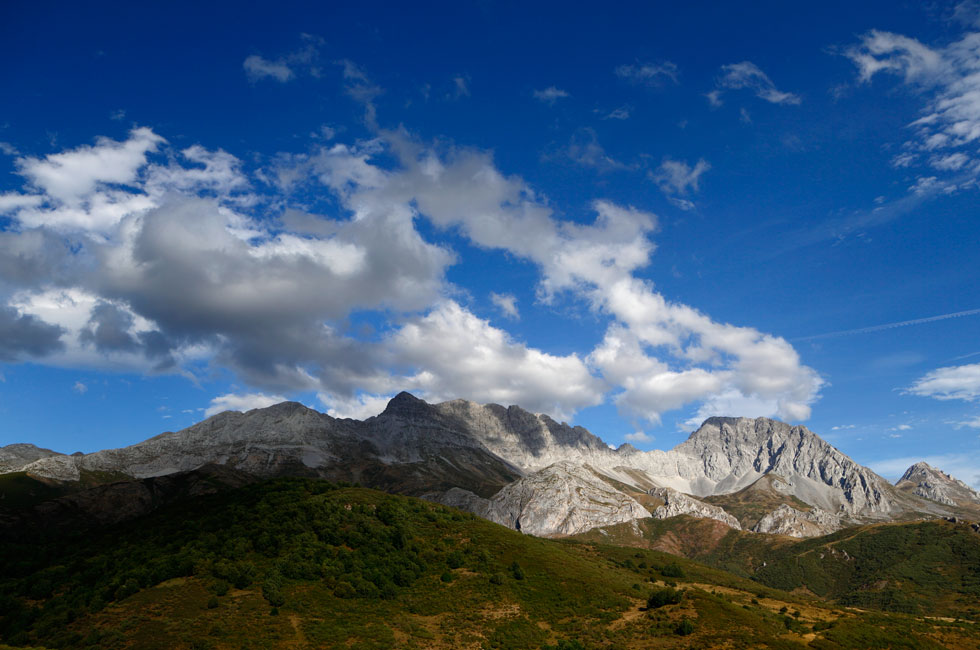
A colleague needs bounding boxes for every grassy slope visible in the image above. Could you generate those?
[574,514,980,620]
[0,479,976,649]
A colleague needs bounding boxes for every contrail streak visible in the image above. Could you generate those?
[793,308,980,342]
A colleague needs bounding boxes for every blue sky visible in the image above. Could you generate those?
[1,1,979,485]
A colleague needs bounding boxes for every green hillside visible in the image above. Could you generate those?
[0,479,977,649]
[572,514,980,619]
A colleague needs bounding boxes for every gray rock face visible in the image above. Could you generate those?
[896,462,980,507]
[649,487,741,530]
[0,443,63,473]
[751,504,842,538]
[669,417,896,517]
[429,462,651,537]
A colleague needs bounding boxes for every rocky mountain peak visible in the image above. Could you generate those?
[380,391,431,418]
[900,462,943,483]
[897,461,980,507]
[671,416,895,516]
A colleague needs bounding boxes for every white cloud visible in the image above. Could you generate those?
[603,105,631,120]
[652,158,711,195]
[712,61,801,105]
[0,193,43,212]
[846,30,948,85]
[533,86,569,104]
[952,415,980,429]
[490,292,519,319]
[244,55,295,82]
[908,362,980,401]
[0,142,18,156]
[615,62,679,86]
[243,37,322,84]
[319,392,391,420]
[846,28,980,192]
[624,431,652,443]
[389,301,605,420]
[683,388,795,430]
[0,123,822,429]
[891,423,913,431]
[831,424,857,430]
[73,381,87,394]
[15,127,164,206]
[593,281,823,424]
[205,392,287,417]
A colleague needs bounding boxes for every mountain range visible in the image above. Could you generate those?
[2,392,978,539]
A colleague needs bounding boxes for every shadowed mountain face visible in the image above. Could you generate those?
[0,464,254,541]
[2,392,977,538]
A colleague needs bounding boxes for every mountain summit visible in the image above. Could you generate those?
[897,461,980,507]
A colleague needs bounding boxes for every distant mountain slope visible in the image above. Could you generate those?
[2,393,971,537]
[0,443,63,473]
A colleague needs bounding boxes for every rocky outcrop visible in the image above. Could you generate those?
[896,462,980,507]
[430,462,651,537]
[0,443,64,473]
[649,487,741,530]
[752,504,841,538]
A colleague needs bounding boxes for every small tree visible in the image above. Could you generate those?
[647,587,683,609]
[675,618,695,636]
[661,562,685,578]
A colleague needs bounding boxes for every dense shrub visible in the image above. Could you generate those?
[646,587,683,609]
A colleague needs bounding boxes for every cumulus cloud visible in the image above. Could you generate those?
[16,127,164,203]
[533,86,569,104]
[319,392,391,420]
[205,392,288,417]
[389,301,604,419]
[908,362,980,401]
[0,305,64,361]
[490,292,519,319]
[615,62,679,86]
[73,381,87,394]
[0,122,822,428]
[711,61,801,105]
